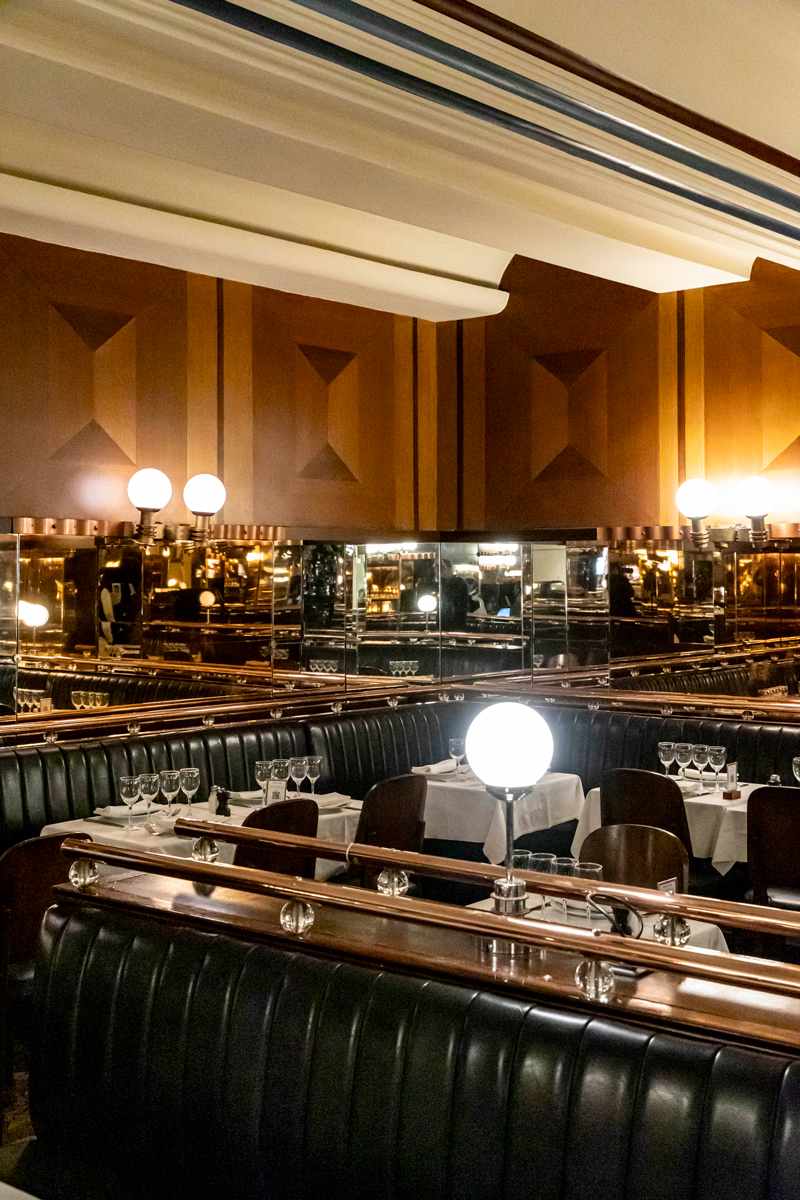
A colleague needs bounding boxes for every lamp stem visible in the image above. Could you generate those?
[504,790,515,882]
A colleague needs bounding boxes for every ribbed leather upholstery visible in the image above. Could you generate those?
[23,902,800,1200]
[614,660,797,697]
[307,702,484,797]
[1,665,245,710]
[0,720,309,851]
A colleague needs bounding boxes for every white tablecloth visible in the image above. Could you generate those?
[471,896,728,951]
[571,783,759,875]
[424,771,584,864]
[41,801,362,881]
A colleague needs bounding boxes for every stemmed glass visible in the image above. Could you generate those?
[306,756,322,795]
[159,769,181,818]
[657,741,675,775]
[289,756,308,796]
[573,862,603,923]
[529,852,556,917]
[674,743,693,780]
[255,760,272,805]
[180,767,200,815]
[272,759,290,795]
[692,744,709,786]
[139,773,160,831]
[532,655,544,669]
[708,746,727,793]
[449,738,466,774]
[119,776,142,831]
[71,690,86,711]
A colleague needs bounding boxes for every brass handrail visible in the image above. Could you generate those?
[61,837,800,1004]
[173,818,800,941]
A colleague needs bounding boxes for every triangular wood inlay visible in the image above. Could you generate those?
[298,344,355,386]
[766,324,800,358]
[51,303,134,351]
[298,442,357,481]
[535,348,604,387]
[49,418,136,466]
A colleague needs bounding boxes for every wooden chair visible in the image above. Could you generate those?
[600,768,692,856]
[339,774,426,888]
[1,833,92,1091]
[747,786,800,909]
[232,800,319,879]
[580,823,689,893]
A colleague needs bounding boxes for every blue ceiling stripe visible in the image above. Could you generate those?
[170,0,800,246]
[288,0,800,218]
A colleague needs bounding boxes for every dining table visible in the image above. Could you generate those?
[414,763,585,864]
[41,794,362,881]
[571,777,762,874]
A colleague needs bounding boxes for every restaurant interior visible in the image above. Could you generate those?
[3,0,800,1196]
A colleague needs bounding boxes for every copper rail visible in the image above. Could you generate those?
[62,837,800,1004]
[173,818,800,942]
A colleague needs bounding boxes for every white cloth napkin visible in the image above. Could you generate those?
[412,759,458,775]
[315,792,354,809]
[94,800,150,818]
[228,789,266,802]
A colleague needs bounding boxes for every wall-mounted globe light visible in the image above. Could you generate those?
[183,474,226,541]
[675,478,717,548]
[417,592,437,631]
[127,468,173,544]
[465,702,554,917]
[18,601,49,628]
[736,475,776,547]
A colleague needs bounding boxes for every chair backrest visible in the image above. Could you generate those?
[600,768,692,856]
[580,823,689,893]
[233,800,319,878]
[747,786,800,904]
[354,774,427,854]
[0,833,92,964]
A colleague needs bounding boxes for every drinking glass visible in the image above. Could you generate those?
[692,744,709,785]
[139,773,160,831]
[532,655,544,669]
[254,760,272,804]
[449,738,466,774]
[674,743,693,779]
[793,757,800,786]
[657,741,675,775]
[272,759,290,793]
[551,857,576,923]
[159,769,181,817]
[180,767,201,814]
[708,746,727,792]
[528,852,556,917]
[98,693,110,709]
[511,850,532,872]
[573,862,603,923]
[289,756,308,795]
[306,756,322,795]
[119,776,142,831]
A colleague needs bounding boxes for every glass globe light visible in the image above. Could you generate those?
[417,594,438,613]
[736,475,776,518]
[198,590,216,608]
[20,602,48,628]
[465,702,553,791]
[183,474,226,516]
[675,478,716,520]
[127,468,172,513]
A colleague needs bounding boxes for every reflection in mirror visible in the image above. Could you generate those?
[0,535,17,717]
[302,541,347,679]
[360,543,440,681]
[566,544,608,670]
[608,544,718,661]
[439,542,526,680]
[531,544,567,668]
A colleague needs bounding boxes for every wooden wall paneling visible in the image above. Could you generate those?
[761,333,800,472]
[135,277,189,523]
[682,289,704,484]
[393,316,415,529]
[460,317,486,529]
[605,297,662,525]
[186,273,219,484]
[703,295,763,493]
[658,291,679,523]
[483,321,534,526]
[221,280,254,525]
[93,319,137,467]
[414,319,458,531]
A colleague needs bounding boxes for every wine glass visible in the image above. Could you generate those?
[139,773,160,831]
[674,743,693,780]
[692,744,709,785]
[119,776,142,831]
[306,756,322,795]
[255,760,272,805]
[529,852,556,917]
[98,693,110,709]
[573,862,603,923]
[708,746,727,793]
[180,767,200,814]
[271,759,290,796]
[449,738,466,774]
[159,769,181,817]
[657,741,675,775]
[532,654,544,669]
[289,756,308,796]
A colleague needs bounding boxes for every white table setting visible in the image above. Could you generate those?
[413,747,584,864]
[41,789,362,881]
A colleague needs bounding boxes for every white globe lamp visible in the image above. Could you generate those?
[465,702,554,913]
[183,474,226,541]
[127,468,172,544]
[22,602,49,628]
[736,476,776,547]
[675,478,717,548]
[417,594,437,613]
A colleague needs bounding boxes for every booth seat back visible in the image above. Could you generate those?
[614,659,798,698]
[21,902,800,1200]
[14,667,245,710]
[0,719,309,851]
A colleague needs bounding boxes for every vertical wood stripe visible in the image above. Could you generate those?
[683,288,705,482]
[461,318,485,528]
[435,321,458,530]
[416,319,439,530]
[657,292,679,523]
[393,316,415,530]
[186,274,218,482]
[221,279,253,524]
